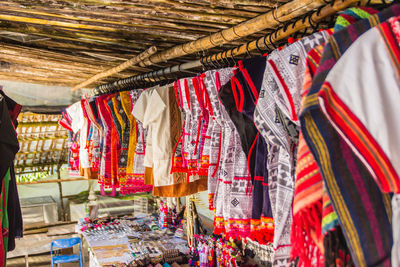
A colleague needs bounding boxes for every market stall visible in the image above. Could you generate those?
[1,0,400,266]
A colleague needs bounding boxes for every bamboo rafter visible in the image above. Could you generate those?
[92,0,390,94]
[72,0,329,91]
[0,0,274,87]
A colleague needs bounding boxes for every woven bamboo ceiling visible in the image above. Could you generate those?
[0,0,291,88]
[15,113,68,175]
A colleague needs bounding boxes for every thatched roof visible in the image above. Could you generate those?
[0,0,291,88]
[15,112,68,176]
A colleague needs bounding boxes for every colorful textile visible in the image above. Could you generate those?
[288,38,329,266]
[87,98,101,171]
[254,29,329,263]
[218,57,274,243]
[105,94,120,187]
[133,85,206,197]
[300,5,400,267]
[115,93,130,185]
[0,93,20,257]
[120,91,137,184]
[130,89,152,194]
[213,68,253,238]
[318,16,400,194]
[333,7,378,32]
[292,8,378,265]
[96,95,113,188]
[200,69,232,210]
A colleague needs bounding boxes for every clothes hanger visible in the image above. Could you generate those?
[255,39,264,55]
[222,50,232,67]
[230,48,237,66]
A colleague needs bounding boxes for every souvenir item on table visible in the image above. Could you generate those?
[78,215,189,266]
[244,237,274,266]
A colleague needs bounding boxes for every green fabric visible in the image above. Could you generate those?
[1,169,10,266]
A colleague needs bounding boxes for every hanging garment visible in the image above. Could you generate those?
[107,95,124,188]
[80,99,98,179]
[185,78,203,176]
[254,50,295,266]
[292,44,330,267]
[96,95,114,188]
[133,85,206,197]
[255,29,330,266]
[253,30,328,263]
[104,94,120,188]
[195,75,211,177]
[317,16,400,267]
[218,57,274,243]
[199,68,234,234]
[130,89,152,194]
[317,16,400,194]
[120,91,137,184]
[115,93,130,186]
[211,69,253,238]
[200,69,227,211]
[299,5,400,267]
[87,98,101,172]
[171,81,187,175]
[66,101,93,177]
[0,94,20,258]
[291,8,379,264]
[254,29,329,263]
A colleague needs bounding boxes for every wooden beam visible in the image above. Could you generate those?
[71,46,157,91]
[17,177,97,185]
[18,136,68,141]
[18,121,60,127]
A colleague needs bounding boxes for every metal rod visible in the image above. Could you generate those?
[91,60,201,96]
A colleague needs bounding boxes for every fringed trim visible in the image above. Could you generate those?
[290,200,324,267]
[248,217,275,245]
[208,193,215,210]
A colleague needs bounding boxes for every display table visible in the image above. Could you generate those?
[77,215,189,266]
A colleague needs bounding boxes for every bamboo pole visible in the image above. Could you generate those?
[71,46,157,91]
[17,121,60,127]
[98,0,384,92]
[17,177,97,185]
[85,0,326,93]
[139,0,327,67]
[205,0,385,61]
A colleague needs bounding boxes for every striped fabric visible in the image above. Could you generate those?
[318,16,400,194]
[300,5,400,267]
[333,7,378,32]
